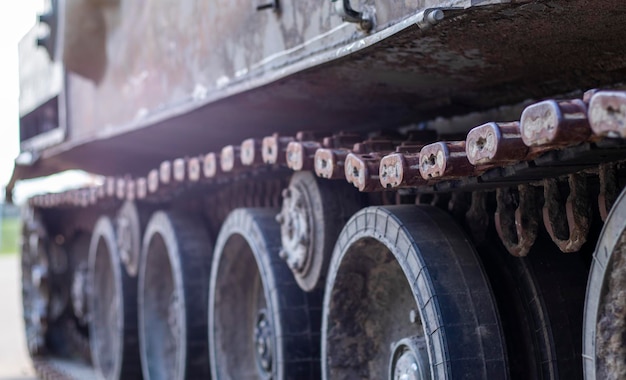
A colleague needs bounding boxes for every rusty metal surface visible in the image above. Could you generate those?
[11,0,626,183]
[542,174,591,253]
[494,185,539,257]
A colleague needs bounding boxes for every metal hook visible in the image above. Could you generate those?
[331,0,374,32]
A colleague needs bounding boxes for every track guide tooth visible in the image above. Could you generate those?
[323,132,363,148]
[542,174,590,253]
[589,91,626,138]
[466,121,528,166]
[494,185,539,257]
[353,139,396,153]
[520,98,591,148]
[419,141,475,180]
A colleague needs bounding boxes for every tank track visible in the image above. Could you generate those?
[21,89,626,379]
[29,89,626,256]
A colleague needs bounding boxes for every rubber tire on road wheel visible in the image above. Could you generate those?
[478,233,587,380]
[88,216,142,379]
[209,208,322,380]
[322,205,508,379]
[584,187,626,380]
[138,211,212,380]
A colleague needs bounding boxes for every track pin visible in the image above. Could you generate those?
[159,161,172,185]
[241,138,264,166]
[314,148,350,179]
[147,169,159,194]
[379,153,424,188]
[520,99,591,148]
[588,91,626,138]
[136,178,148,199]
[344,153,385,192]
[466,122,528,166]
[262,134,294,165]
[173,158,186,182]
[187,156,202,182]
[203,153,222,179]
[419,141,474,180]
[286,141,321,171]
[126,179,136,201]
[221,145,242,172]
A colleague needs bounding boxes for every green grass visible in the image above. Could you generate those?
[0,217,21,255]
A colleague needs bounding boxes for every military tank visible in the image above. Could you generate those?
[9,0,626,378]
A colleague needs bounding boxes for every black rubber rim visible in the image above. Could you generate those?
[322,205,508,379]
[138,211,212,380]
[477,233,587,380]
[88,216,141,379]
[209,208,322,380]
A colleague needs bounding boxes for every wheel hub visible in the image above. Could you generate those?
[276,187,312,274]
[254,309,273,377]
[389,337,430,380]
[116,215,132,270]
[71,263,89,325]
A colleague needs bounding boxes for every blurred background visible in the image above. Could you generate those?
[2,2,50,379]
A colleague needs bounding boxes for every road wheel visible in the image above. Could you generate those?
[478,234,586,380]
[209,208,322,379]
[88,216,141,379]
[584,187,626,380]
[21,210,50,356]
[138,211,212,380]
[322,205,508,379]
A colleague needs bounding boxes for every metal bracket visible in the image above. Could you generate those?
[415,8,445,30]
[331,0,374,32]
[257,0,279,12]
